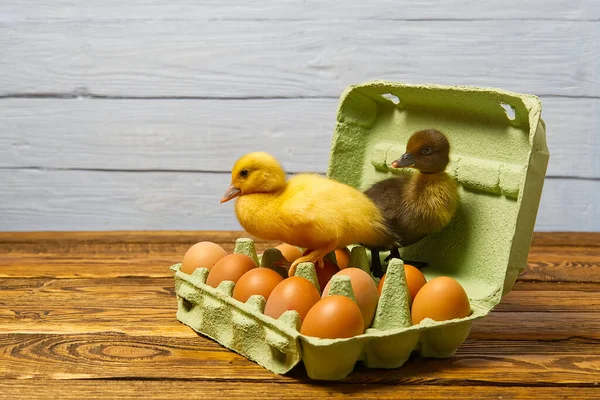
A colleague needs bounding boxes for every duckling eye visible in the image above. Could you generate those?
[421,146,433,155]
[240,169,249,178]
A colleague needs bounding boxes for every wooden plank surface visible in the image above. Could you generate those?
[1,232,599,280]
[1,20,598,98]
[1,334,599,384]
[2,276,600,338]
[2,381,599,400]
[0,231,598,398]
[2,0,599,21]
[4,278,599,312]
[1,169,598,232]
[0,97,597,178]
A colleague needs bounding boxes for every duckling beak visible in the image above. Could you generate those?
[391,153,415,168]
[220,185,242,203]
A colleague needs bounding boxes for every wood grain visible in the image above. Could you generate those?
[520,259,600,283]
[0,278,177,308]
[1,381,598,400]
[1,169,598,232]
[0,231,270,278]
[1,232,598,281]
[2,257,590,282]
[2,0,599,22]
[0,307,191,337]
[1,20,598,98]
[531,232,600,247]
[495,282,600,311]
[1,231,597,249]
[1,97,597,178]
[1,273,599,339]
[1,278,599,312]
[2,303,598,339]
[522,246,600,283]
[0,231,598,397]
[1,333,598,385]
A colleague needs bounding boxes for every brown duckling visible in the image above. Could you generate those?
[363,129,459,277]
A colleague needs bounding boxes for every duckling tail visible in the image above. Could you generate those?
[362,220,401,251]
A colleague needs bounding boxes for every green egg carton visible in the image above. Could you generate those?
[171,81,549,380]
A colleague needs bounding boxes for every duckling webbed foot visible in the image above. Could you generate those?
[384,247,428,270]
[288,243,335,277]
[370,249,384,278]
[384,247,401,262]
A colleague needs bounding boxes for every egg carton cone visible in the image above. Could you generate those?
[171,81,549,380]
[171,240,482,380]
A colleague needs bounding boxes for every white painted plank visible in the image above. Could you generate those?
[1,0,598,21]
[0,169,237,231]
[0,97,597,178]
[541,97,600,179]
[1,20,598,98]
[0,170,597,232]
[0,98,336,174]
[536,178,599,231]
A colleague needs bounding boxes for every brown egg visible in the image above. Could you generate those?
[377,264,427,303]
[411,276,471,324]
[181,241,228,274]
[322,268,379,330]
[275,243,302,263]
[377,274,385,297]
[300,295,364,339]
[315,259,340,292]
[264,276,320,322]
[334,247,351,269]
[232,267,284,303]
[206,254,256,288]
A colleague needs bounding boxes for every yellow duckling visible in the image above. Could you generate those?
[221,152,396,275]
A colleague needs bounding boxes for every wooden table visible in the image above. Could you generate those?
[1,231,598,399]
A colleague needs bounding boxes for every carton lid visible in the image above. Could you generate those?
[327,81,549,309]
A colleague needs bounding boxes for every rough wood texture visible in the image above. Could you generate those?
[0,231,599,398]
[1,169,598,231]
[2,20,598,98]
[0,334,599,384]
[2,381,599,400]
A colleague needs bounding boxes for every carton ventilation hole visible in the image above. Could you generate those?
[500,102,516,120]
[181,298,193,312]
[381,93,400,105]
[270,346,287,364]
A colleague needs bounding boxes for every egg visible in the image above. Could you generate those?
[232,267,284,303]
[377,264,427,303]
[275,243,302,263]
[411,276,471,324]
[181,241,228,274]
[300,295,364,339]
[206,253,256,288]
[264,276,321,322]
[334,247,351,269]
[322,268,379,330]
[315,259,340,292]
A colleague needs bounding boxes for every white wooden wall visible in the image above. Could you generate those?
[1,1,598,232]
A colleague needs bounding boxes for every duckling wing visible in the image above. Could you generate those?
[364,175,412,219]
[364,175,417,246]
[364,173,459,247]
[279,174,388,249]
